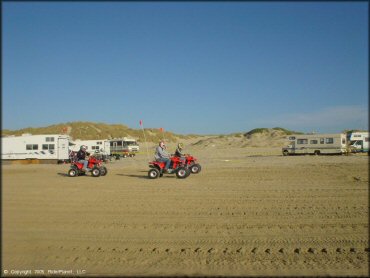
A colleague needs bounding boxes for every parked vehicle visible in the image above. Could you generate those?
[282,133,347,156]
[68,155,108,177]
[348,131,369,153]
[148,156,190,179]
[70,139,111,155]
[110,137,139,159]
[2,134,70,162]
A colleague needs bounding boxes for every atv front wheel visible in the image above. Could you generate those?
[68,168,78,177]
[190,164,201,174]
[148,168,160,179]
[176,167,188,179]
[100,166,108,176]
[91,167,101,177]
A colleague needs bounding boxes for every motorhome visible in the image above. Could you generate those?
[2,134,70,161]
[348,131,369,153]
[70,139,111,155]
[110,137,140,158]
[282,133,347,156]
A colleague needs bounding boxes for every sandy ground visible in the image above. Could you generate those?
[2,145,369,276]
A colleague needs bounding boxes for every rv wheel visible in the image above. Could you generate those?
[314,150,320,156]
[91,167,101,177]
[68,168,78,177]
[148,168,160,179]
[283,150,289,156]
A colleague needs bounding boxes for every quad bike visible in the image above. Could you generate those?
[148,156,190,179]
[68,155,108,177]
[183,154,202,174]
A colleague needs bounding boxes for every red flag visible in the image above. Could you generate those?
[139,120,142,126]
[159,127,163,132]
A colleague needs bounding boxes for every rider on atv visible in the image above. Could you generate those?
[154,141,172,173]
[174,143,186,163]
[77,145,91,172]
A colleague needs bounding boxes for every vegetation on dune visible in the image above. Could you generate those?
[1,122,197,143]
[245,127,303,136]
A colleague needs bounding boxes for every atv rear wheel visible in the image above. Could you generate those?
[68,168,78,177]
[148,168,160,179]
[176,167,188,179]
[190,163,201,174]
[91,167,101,177]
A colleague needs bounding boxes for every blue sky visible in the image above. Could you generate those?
[3,2,368,134]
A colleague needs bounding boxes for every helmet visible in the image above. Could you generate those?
[178,143,184,149]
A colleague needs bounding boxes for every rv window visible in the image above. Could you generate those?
[297,139,308,144]
[42,144,55,150]
[288,136,296,140]
[49,144,55,150]
[325,138,334,144]
[365,137,369,142]
[320,138,324,144]
[342,138,346,144]
[26,144,38,150]
[46,137,55,142]
[310,140,318,144]
[97,142,102,145]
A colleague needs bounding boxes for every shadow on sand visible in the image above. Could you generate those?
[116,174,148,179]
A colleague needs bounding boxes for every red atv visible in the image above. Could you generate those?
[148,156,190,179]
[183,154,202,174]
[68,155,108,177]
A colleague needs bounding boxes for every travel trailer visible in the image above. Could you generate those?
[348,131,369,153]
[110,137,140,158]
[282,133,347,156]
[2,134,70,161]
[70,139,111,155]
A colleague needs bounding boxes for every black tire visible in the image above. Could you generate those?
[190,164,201,174]
[185,167,191,177]
[314,150,320,156]
[283,150,289,156]
[176,167,188,179]
[148,168,160,179]
[100,166,108,176]
[68,168,78,177]
[91,167,101,177]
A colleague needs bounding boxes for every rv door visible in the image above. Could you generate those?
[58,138,69,160]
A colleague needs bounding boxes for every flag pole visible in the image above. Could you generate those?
[160,127,166,143]
[140,120,150,161]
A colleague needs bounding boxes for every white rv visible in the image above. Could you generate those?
[70,139,111,155]
[348,131,369,153]
[110,137,140,158]
[2,134,70,161]
[282,133,347,156]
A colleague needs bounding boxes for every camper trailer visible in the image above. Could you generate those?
[348,131,369,153]
[282,133,347,156]
[2,134,70,161]
[110,137,139,158]
[70,139,111,155]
